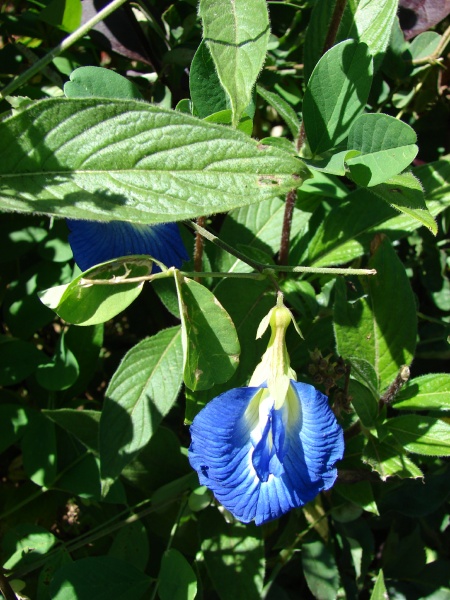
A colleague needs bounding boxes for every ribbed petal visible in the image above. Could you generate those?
[67,220,188,272]
[188,381,344,526]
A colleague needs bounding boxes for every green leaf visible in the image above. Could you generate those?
[2,525,57,570]
[335,481,379,516]
[190,41,229,118]
[0,336,46,385]
[175,273,240,391]
[50,556,151,600]
[386,415,450,456]
[0,404,28,454]
[39,0,81,32]
[21,411,57,487]
[367,237,417,391]
[108,521,149,572]
[158,549,197,600]
[302,538,340,600]
[348,379,378,428]
[64,66,143,100]
[0,98,309,223]
[362,433,423,480]
[370,569,388,600]
[345,0,398,69]
[99,327,183,486]
[346,114,418,186]
[35,331,79,391]
[393,374,450,411]
[199,0,270,127]
[199,509,265,600]
[39,256,151,326]
[204,109,253,136]
[256,86,300,138]
[43,409,101,453]
[370,172,437,234]
[303,40,373,155]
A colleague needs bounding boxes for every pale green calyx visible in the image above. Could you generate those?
[249,292,300,409]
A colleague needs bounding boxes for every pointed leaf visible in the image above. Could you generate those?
[0,98,309,224]
[175,273,240,391]
[158,549,197,600]
[99,327,183,485]
[370,569,388,600]
[303,40,373,155]
[257,86,300,138]
[190,41,229,118]
[362,434,423,480]
[43,408,101,452]
[199,0,270,126]
[369,172,437,234]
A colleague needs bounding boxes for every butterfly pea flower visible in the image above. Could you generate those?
[188,294,344,525]
[67,219,189,272]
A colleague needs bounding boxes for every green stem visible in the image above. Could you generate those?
[0,0,130,100]
[80,269,267,285]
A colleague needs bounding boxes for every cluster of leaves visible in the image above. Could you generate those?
[1,0,450,599]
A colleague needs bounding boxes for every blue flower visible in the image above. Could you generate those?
[188,295,344,525]
[67,219,189,272]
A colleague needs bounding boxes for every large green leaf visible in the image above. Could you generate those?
[0,98,308,223]
[302,538,340,600]
[64,66,143,100]
[0,336,47,385]
[199,509,265,600]
[175,273,240,391]
[393,374,450,411]
[386,415,450,456]
[302,40,373,155]
[346,114,418,187]
[99,327,183,488]
[199,0,270,127]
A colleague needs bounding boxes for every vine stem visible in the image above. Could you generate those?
[281,0,348,265]
[0,0,130,100]
[193,216,206,283]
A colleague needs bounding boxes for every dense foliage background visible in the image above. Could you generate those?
[0,0,450,599]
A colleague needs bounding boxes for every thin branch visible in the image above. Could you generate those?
[0,573,18,600]
[278,189,297,266]
[194,216,206,282]
[0,0,130,99]
[322,0,348,55]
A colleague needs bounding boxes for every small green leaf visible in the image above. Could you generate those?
[362,434,423,480]
[199,509,265,600]
[50,556,151,600]
[175,273,240,391]
[199,0,270,126]
[370,569,388,600]
[0,404,28,454]
[346,113,418,186]
[302,538,340,600]
[190,41,230,118]
[386,415,450,456]
[39,256,151,326]
[64,66,143,100]
[394,373,450,411]
[0,98,308,223]
[335,481,379,516]
[99,327,183,485]
[158,549,197,600]
[369,172,437,234]
[39,0,81,32]
[348,379,379,428]
[204,109,253,135]
[303,40,373,155]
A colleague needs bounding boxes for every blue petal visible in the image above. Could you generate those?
[188,381,344,525]
[67,220,189,272]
